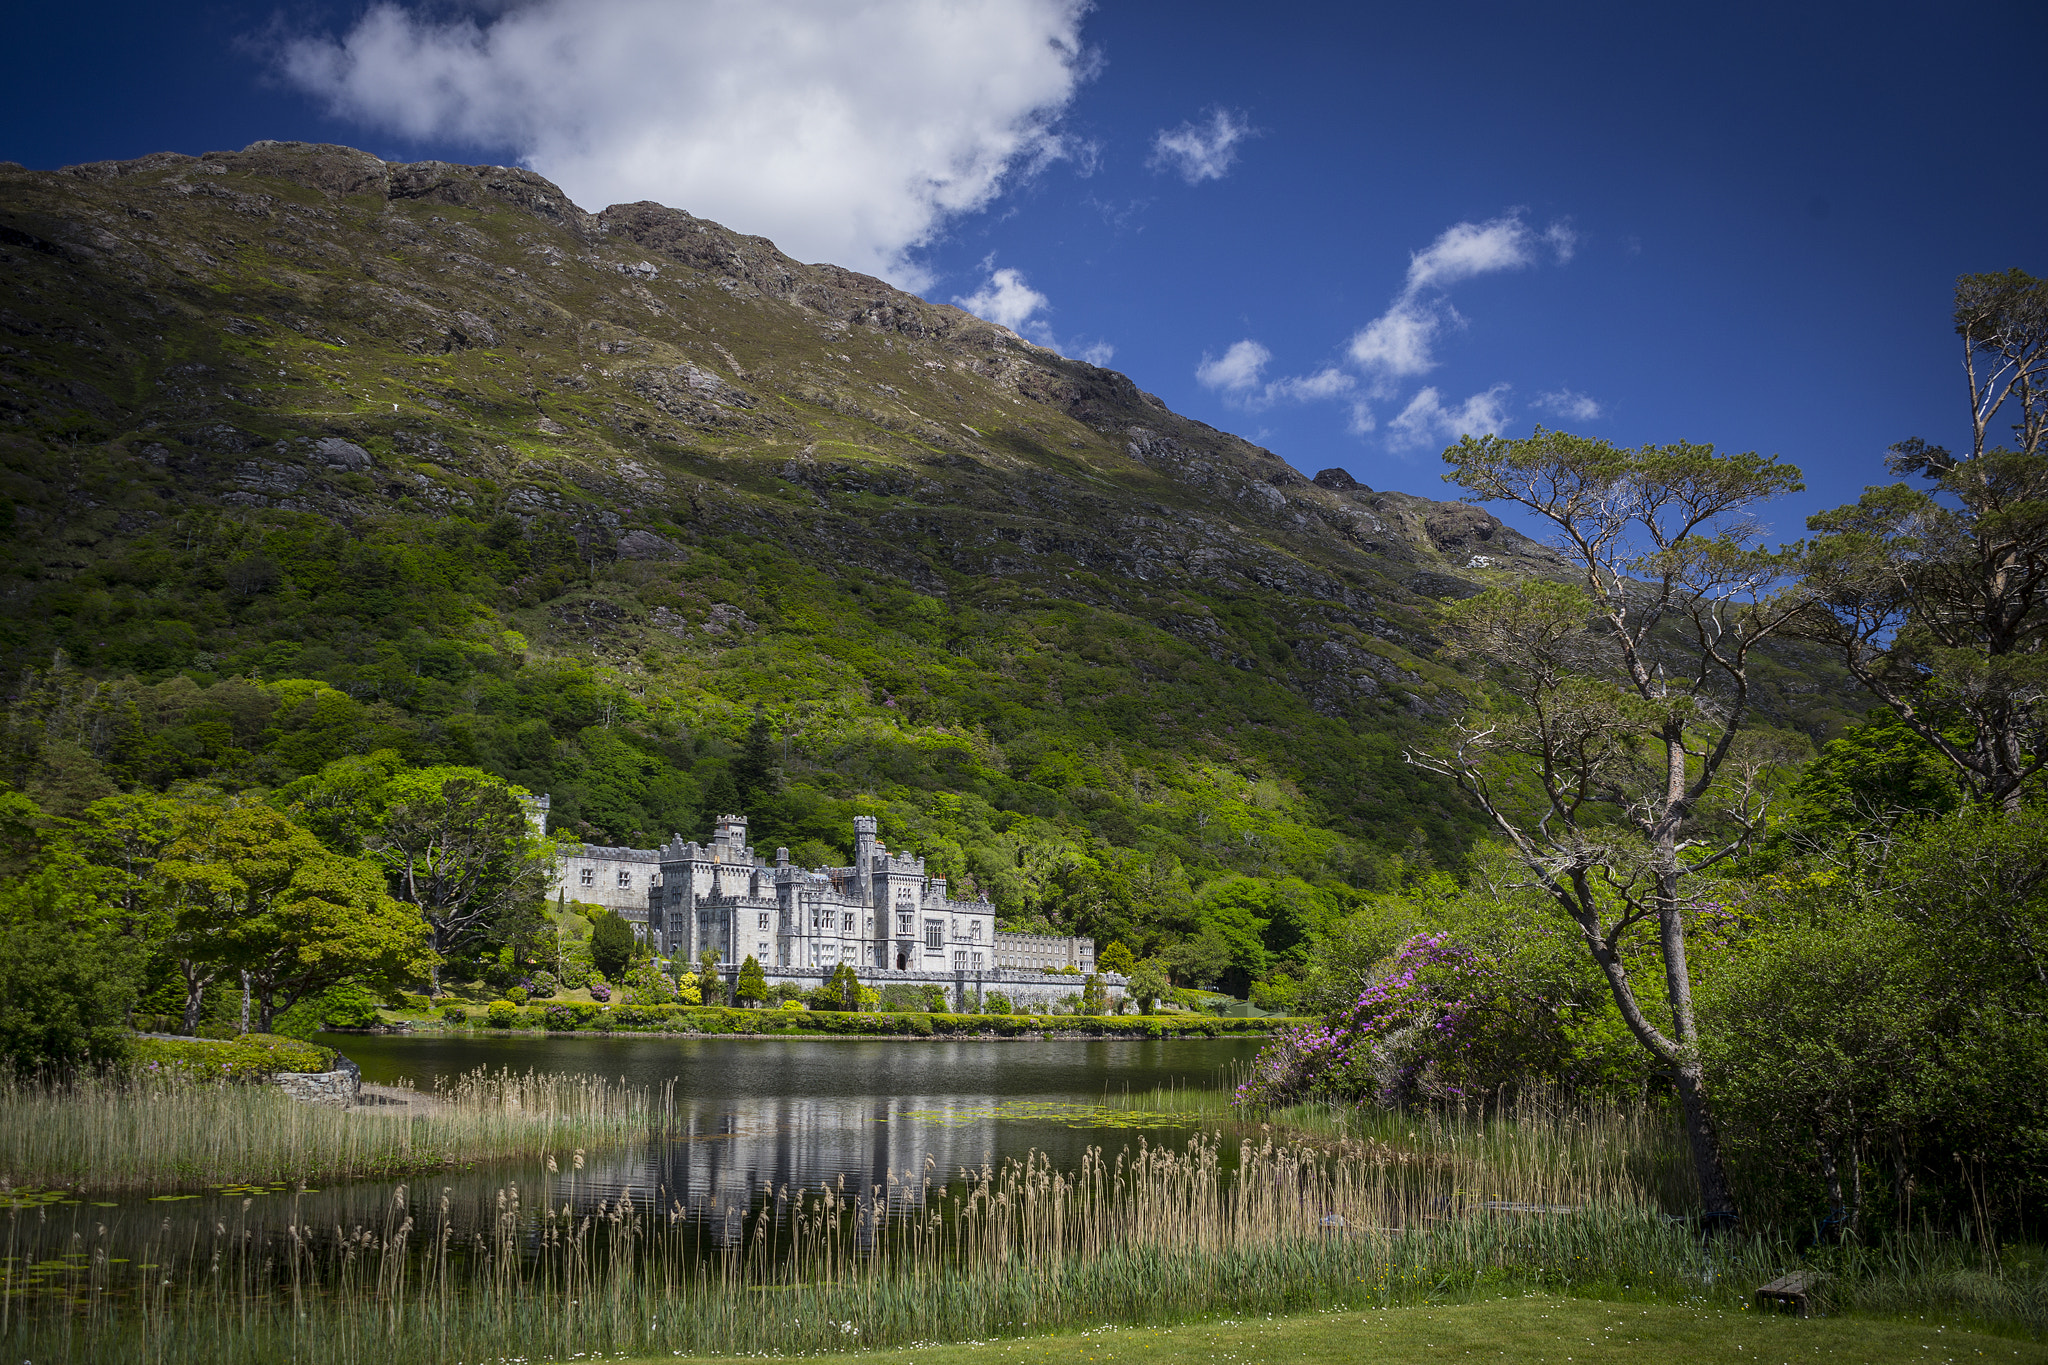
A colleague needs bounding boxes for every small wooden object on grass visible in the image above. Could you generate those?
[1756,1271,1823,1316]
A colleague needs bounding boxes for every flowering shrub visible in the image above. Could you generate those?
[1233,932,1573,1111]
[622,962,677,1004]
[589,981,611,1003]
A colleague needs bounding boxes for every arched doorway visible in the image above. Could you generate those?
[896,951,907,970]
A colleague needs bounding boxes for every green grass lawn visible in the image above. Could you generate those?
[640,1296,2045,1365]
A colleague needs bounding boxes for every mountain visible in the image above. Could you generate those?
[0,141,1863,971]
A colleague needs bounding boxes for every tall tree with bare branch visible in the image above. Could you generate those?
[1411,430,1806,1228]
[1797,269,2048,810]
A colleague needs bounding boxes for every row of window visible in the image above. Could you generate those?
[576,867,639,889]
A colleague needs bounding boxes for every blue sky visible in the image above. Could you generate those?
[6,1,2043,541]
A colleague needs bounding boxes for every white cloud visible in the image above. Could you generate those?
[1196,339,1272,394]
[277,0,1091,286]
[1197,341,1360,411]
[1266,367,1355,402]
[1345,302,1443,386]
[955,266,1050,335]
[1534,388,1604,422]
[1342,213,1577,392]
[1198,215,1575,446]
[953,262,1110,364]
[1403,217,1539,295]
[1149,108,1252,184]
[1386,384,1513,451]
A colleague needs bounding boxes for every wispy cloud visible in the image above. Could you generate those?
[1348,213,1573,394]
[1148,108,1253,184]
[1533,388,1604,422]
[1196,342,1355,411]
[1195,213,1578,452]
[1386,384,1513,451]
[275,0,1092,288]
[1267,367,1355,402]
[953,261,1112,364]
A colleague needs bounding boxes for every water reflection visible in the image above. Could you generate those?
[10,1036,1258,1263]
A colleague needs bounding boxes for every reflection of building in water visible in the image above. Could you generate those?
[543,811,1116,1008]
[564,1094,1002,1241]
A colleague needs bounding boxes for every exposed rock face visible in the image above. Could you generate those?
[1423,503,1504,553]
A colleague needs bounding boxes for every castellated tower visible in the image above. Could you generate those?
[854,814,879,907]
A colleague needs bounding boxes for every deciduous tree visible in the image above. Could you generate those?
[1412,429,1807,1228]
[157,803,432,1032]
[735,954,768,1007]
[361,766,557,991]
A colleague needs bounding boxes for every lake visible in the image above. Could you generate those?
[14,1033,1264,1264]
[335,1031,1262,1220]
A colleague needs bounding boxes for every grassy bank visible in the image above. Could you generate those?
[615,1297,2048,1365]
[0,1066,656,1191]
[7,1119,2044,1364]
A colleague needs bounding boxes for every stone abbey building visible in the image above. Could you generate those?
[545,810,1104,1006]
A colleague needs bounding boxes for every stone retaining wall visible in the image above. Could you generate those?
[270,1053,361,1107]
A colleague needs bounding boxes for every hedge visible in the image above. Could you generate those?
[465,1005,1308,1039]
[128,1033,337,1079]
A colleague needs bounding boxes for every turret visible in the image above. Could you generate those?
[854,815,879,907]
[713,813,748,862]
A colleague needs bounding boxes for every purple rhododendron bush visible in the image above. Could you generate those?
[1235,928,1648,1111]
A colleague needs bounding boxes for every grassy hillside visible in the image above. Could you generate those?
[0,141,1862,976]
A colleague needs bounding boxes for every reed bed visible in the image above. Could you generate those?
[7,1123,2039,1365]
[1108,1079,1700,1213]
[0,1067,659,1191]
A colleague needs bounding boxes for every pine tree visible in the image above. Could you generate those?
[828,962,862,1011]
[1081,972,1107,1015]
[701,768,743,823]
[733,709,778,805]
[589,910,635,981]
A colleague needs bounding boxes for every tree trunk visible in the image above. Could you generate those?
[1818,1136,1845,1242]
[1674,1058,1740,1228]
[179,961,215,1035]
[239,970,251,1035]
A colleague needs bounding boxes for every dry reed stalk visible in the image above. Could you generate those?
[0,1066,662,1191]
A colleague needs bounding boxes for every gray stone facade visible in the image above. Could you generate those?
[541,810,1116,1001]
